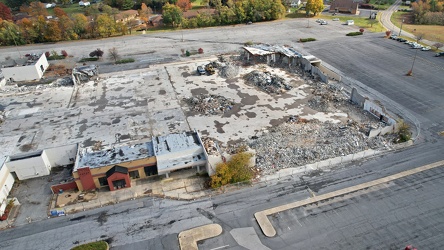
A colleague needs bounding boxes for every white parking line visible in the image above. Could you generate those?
[210,245,230,250]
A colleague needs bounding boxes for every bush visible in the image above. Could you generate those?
[300,38,316,42]
[115,58,135,64]
[89,49,104,58]
[185,50,190,57]
[47,51,66,60]
[61,50,68,57]
[346,32,363,36]
[395,119,411,143]
[45,51,50,58]
[71,241,108,250]
[78,57,99,63]
[359,28,364,33]
[210,151,254,188]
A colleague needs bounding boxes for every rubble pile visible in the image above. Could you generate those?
[307,81,346,112]
[183,94,236,115]
[202,137,221,156]
[243,70,292,94]
[219,63,240,79]
[249,120,395,174]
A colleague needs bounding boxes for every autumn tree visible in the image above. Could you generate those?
[162,3,183,27]
[0,3,13,21]
[210,151,253,188]
[21,1,48,18]
[72,13,88,38]
[54,7,68,18]
[306,0,324,16]
[176,0,192,11]
[0,20,26,46]
[17,18,39,43]
[44,20,62,42]
[58,15,77,40]
[139,3,152,24]
[97,14,116,37]
[89,48,104,58]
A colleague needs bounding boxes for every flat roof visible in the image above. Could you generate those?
[0,135,21,170]
[244,45,302,58]
[153,132,201,156]
[74,139,154,170]
[1,54,43,68]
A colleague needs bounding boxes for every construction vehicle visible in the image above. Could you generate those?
[205,63,215,75]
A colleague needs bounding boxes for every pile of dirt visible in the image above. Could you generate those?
[183,94,236,115]
[219,63,240,79]
[243,70,292,94]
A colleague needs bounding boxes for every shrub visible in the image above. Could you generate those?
[115,58,135,64]
[89,49,104,58]
[346,32,363,36]
[300,38,316,42]
[61,50,68,57]
[359,28,364,33]
[395,119,411,143]
[185,50,190,57]
[71,241,107,250]
[210,151,254,188]
[45,51,50,58]
[385,30,391,37]
[244,41,254,46]
[78,57,99,63]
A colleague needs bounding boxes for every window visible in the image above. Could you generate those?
[40,65,44,72]
[98,177,108,186]
[129,170,140,179]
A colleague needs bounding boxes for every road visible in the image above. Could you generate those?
[1,17,444,250]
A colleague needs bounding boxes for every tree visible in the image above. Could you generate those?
[176,0,192,11]
[72,13,88,38]
[367,18,378,27]
[209,151,253,188]
[21,1,48,17]
[0,20,25,46]
[58,15,77,40]
[139,3,152,24]
[0,3,12,21]
[89,48,104,58]
[60,0,72,6]
[433,42,443,50]
[4,0,30,11]
[162,3,183,27]
[108,47,120,63]
[44,20,62,42]
[305,0,324,16]
[97,14,116,37]
[120,0,135,10]
[54,7,67,18]
[17,17,39,43]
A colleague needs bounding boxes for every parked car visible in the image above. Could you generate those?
[332,18,340,21]
[316,19,324,23]
[435,52,444,57]
[320,20,328,25]
[397,38,407,42]
[197,66,206,75]
[390,35,398,40]
[421,46,431,51]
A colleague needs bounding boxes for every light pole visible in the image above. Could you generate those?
[407,35,422,76]
[399,18,404,36]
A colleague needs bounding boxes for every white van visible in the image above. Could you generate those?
[346,20,354,25]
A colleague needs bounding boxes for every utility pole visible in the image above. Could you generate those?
[399,18,404,36]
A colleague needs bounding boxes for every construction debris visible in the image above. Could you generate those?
[72,65,98,84]
[219,63,240,79]
[249,120,395,174]
[183,94,236,115]
[243,70,292,94]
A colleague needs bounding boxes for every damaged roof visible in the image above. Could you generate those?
[74,139,155,170]
[244,44,302,58]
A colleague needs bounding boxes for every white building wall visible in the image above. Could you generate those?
[5,155,50,180]
[2,54,49,82]
[42,144,78,167]
[0,166,15,216]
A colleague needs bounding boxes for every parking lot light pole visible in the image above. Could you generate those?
[399,19,404,36]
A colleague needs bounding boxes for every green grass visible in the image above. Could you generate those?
[300,38,316,42]
[191,0,206,9]
[285,10,308,18]
[78,57,99,62]
[391,11,444,42]
[368,0,395,10]
[71,241,107,250]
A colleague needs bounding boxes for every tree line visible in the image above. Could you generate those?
[0,0,286,46]
[411,0,444,25]
[163,0,286,29]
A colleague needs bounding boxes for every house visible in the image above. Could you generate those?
[329,0,359,14]
[290,0,302,7]
[1,53,49,82]
[79,0,90,7]
[45,3,56,9]
[115,10,139,23]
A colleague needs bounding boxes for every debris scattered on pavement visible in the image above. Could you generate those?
[243,70,292,94]
[183,94,236,115]
[219,63,240,79]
